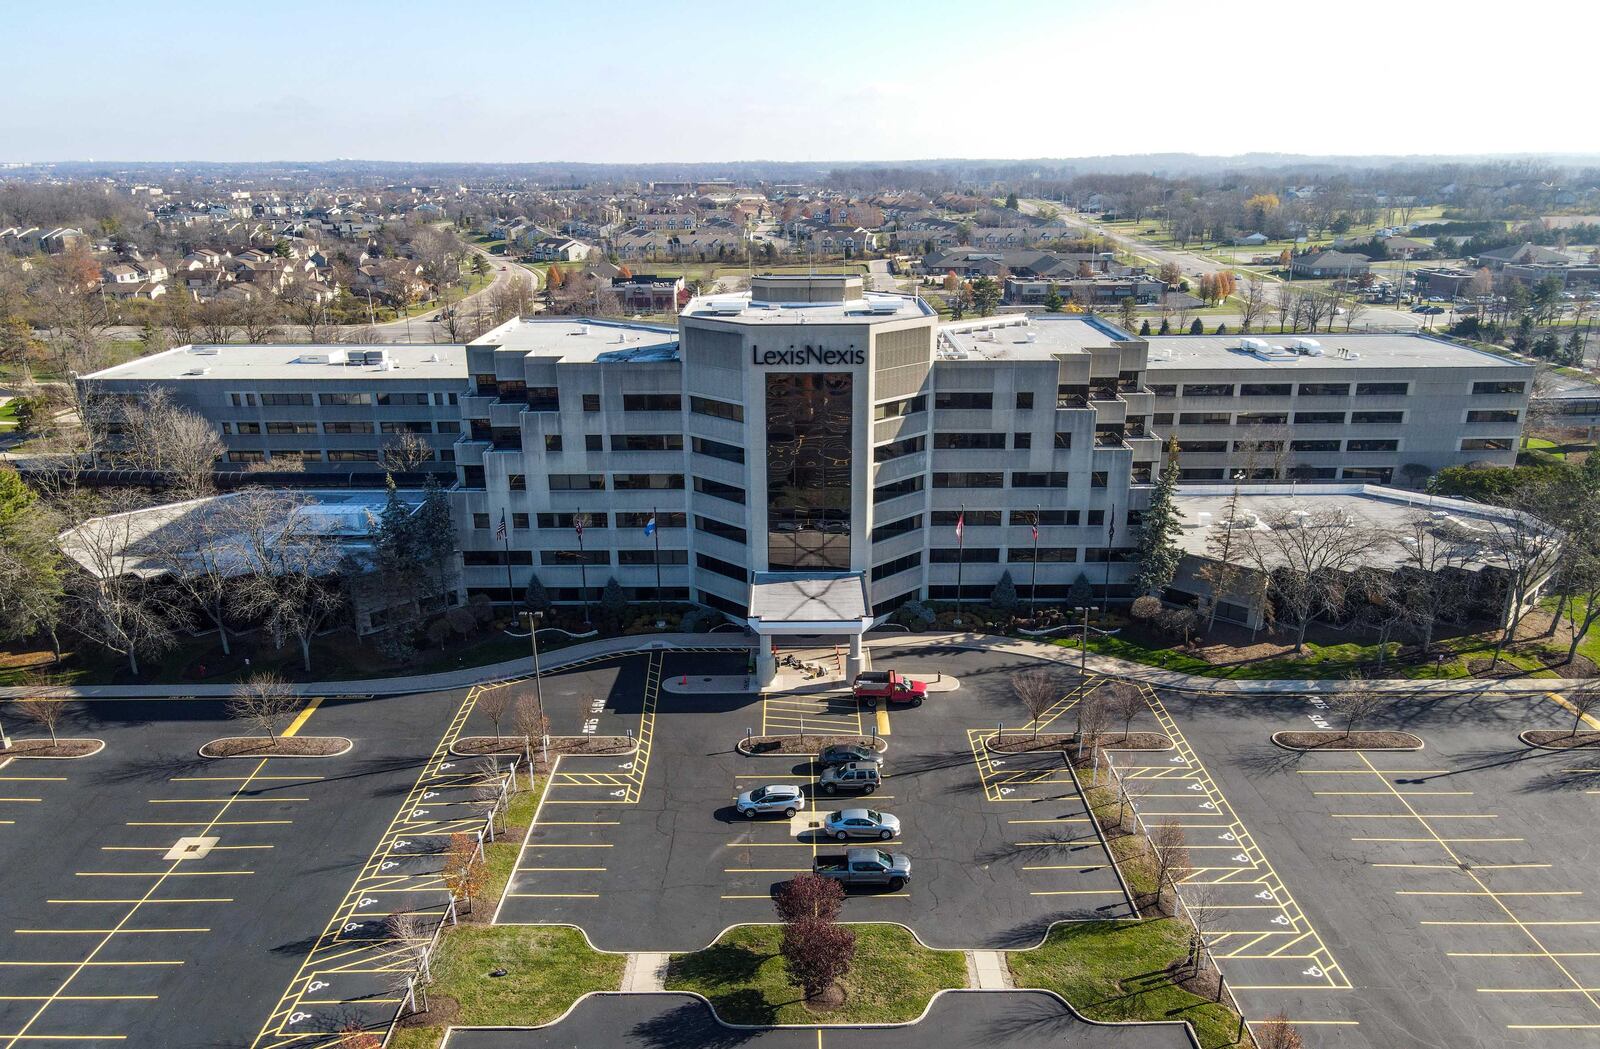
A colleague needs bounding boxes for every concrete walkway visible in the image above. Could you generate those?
[967,950,1012,990]
[620,952,669,993]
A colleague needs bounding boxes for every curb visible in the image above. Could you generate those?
[1269,730,1424,752]
[0,738,105,759]
[1517,729,1600,751]
[197,736,353,759]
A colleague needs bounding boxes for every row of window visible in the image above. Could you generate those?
[463,549,691,567]
[467,385,747,423]
[1149,382,1411,399]
[471,511,689,531]
[1181,438,1402,453]
[226,420,458,435]
[1179,466,1394,482]
[226,448,455,464]
[1162,411,1406,427]
[229,391,458,408]
[873,509,1109,535]
[870,546,1134,582]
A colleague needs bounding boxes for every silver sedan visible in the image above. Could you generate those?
[736,784,804,818]
[822,808,900,841]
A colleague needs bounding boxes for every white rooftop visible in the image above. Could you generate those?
[682,292,935,325]
[748,573,871,629]
[937,314,1133,361]
[473,317,680,363]
[1146,333,1524,371]
[83,344,467,382]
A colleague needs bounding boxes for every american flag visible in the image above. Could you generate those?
[495,511,506,540]
[1031,517,1039,542]
[954,510,964,542]
[574,512,585,538]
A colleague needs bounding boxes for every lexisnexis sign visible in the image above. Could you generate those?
[753,346,865,367]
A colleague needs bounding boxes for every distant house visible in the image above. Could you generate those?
[529,236,593,262]
[612,274,687,312]
[1476,242,1571,270]
[1004,274,1166,306]
[1232,232,1269,246]
[1289,251,1371,279]
[38,227,89,254]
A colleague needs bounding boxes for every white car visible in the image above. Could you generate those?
[736,784,804,818]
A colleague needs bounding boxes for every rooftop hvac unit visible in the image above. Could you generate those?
[866,300,900,315]
[573,325,588,335]
[1287,509,1313,528]
[1196,511,1214,527]
[1024,331,1038,343]
[706,300,743,315]
[1291,338,1323,356]
[190,346,219,356]
[183,367,210,376]
[299,353,328,364]
[1239,337,1270,353]
[426,353,440,362]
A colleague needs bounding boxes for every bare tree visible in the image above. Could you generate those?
[153,499,241,655]
[89,387,223,498]
[228,671,299,741]
[1394,513,1472,654]
[1330,690,1385,738]
[514,692,550,774]
[1243,507,1376,653]
[225,489,347,672]
[195,297,238,344]
[1481,486,1562,669]
[478,688,511,741]
[1105,682,1146,741]
[1010,669,1057,738]
[380,431,435,473]
[1183,884,1226,989]
[1342,296,1368,331]
[1561,685,1600,737]
[237,294,284,344]
[1077,694,1109,770]
[384,910,435,1012]
[1255,1015,1306,1049]
[1238,276,1269,332]
[1349,567,1406,665]
[1273,283,1295,332]
[1150,819,1189,915]
[15,698,64,745]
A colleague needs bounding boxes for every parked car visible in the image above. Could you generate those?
[852,670,927,707]
[819,762,881,794]
[817,743,882,768]
[813,847,911,889]
[736,784,804,818]
[823,808,900,841]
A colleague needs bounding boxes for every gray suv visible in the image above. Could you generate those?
[818,762,881,795]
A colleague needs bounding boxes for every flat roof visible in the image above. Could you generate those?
[936,314,1132,361]
[748,573,871,626]
[83,344,467,382]
[473,317,681,364]
[681,291,935,325]
[1146,333,1524,371]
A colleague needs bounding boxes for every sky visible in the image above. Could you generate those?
[7,0,1599,164]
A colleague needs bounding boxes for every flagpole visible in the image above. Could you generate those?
[1030,505,1040,621]
[1104,503,1115,602]
[501,511,515,609]
[576,508,590,625]
[954,503,965,626]
[652,507,664,627]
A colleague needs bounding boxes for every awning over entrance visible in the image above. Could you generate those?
[746,573,873,686]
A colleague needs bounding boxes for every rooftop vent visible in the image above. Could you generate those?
[866,299,900,315]
[183,367,210,376]
[190,346,219,356]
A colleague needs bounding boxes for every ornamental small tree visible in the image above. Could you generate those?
[1188,317,1204,334]
[1133,437,1185,596]
[1138,319,1151,336]
[990,570,1019,613]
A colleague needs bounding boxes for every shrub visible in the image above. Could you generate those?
[894,600,935,629]
[1129,594,1163,622]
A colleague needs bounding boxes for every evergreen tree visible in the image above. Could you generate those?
[1069,573,1094,607]
[1564,331,1586,366]
[1133,437,1186,596]
[991,570,1018,613]
[600,577,628,631]
[1214,322,1228,334]
[1138,319,1152,336]
[1188,317,1204,334]
[0,465,63,653]
[1004,191,1019,210]
[1512,314,1535,353]
[1044,286,1064,313]
[524,574,552,615]
[1158,317,1171,335]
[971,277,1001,316]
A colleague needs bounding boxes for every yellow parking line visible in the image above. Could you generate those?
[0,797,42,802]
[517,867,607,872]
[1453,952,1600,958]
[504,893,600,899]
[75,871,253,877]
[126,821,291,827]
[0,961,182,967]
[1022,864,1109,871]
[1028,889,1126,896]
[15,928,209,935]
[725,867,810,873]
[48,899,232,905]
[1545,691,1600,731]
[281,695,325,737]
[1352,837,1521,843]
[0,997,155,1002]
[875,708,891,736]
[1423,920,1600,926]
[1314,791,1473,796]
[169,776,318,782]
[1333,813,1496,819]
[147,798,308,804]
[1479,988,1600,994]
[1007,818,1089,824]
[1399,890,1580,897]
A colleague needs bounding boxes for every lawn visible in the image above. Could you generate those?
[0,399,18,431]
[664,924,966,1025]
[1009,921,1248,1049]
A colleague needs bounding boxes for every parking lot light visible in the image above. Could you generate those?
[1072,605,1098,677]
[523,610,546,733]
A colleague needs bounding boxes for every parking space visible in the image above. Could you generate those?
[442,990,1194,1048]
[0,687,477,1049]
[499,645,1133,952]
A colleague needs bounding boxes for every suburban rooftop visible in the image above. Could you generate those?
[472,317,681,364]
[82,344,468,382]
[936,314,1134,360]
[1145,332,1526,371]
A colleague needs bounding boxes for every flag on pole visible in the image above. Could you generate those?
[495,511,507,540]
[954,510,964,542]
[1031,519,1039,542]
[643,514,657,537]
[1107,505,1116,545]
[574,513,585,538]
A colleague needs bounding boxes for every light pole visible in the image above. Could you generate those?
[1072,605,1097,677]
[523,609,546,733]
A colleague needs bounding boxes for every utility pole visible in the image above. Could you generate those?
[1029,505,1040,621]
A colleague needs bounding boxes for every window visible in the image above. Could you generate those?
[513,513,529,529]
[1236,412,1288,425]
[934,391,992,410]
[582,393,601,412]
[872,515,922,542]
[934,432,1005,450]
[1347,439,1398,452]
[612,434,684,452]
[690,395,742,422]
[226,450,266,463]
[694,476,746,503]
[933,509,1000,527]
[1297,383,1350,397]
[523,387,559,411]
[460,465,485,488]
[1008,546,1077,562]
[473,513,490,529]
[259,393,312,406]
[1179,412,1232,425]
[1467,410,1519,423]
[320,392,372,405]
[1290,440,1341,451]
[1342,467,1393,482]
[873,476,923,503]
[380,421,431,433]
[931,547,999,563]
[1053,432,1073,449]
[619,549,688,566]
[1015,392,1035,409]
[1183,383,1235,397]
[1350,411,1403,424]
[1461,437,1513,451]
[1153,413,1174,426]
[585,434,604,451]
[434,391,459,406]
[538,512,610,529]
[548,473,606,491]
[933,471,1004,488]
[1357,382,1409,396]
[1091,471,1108,488]
[874,395,925,420]
[1179,468,1226,480]
[1473,381,1525,395]
[1183,441,1228,452]
[1012,432,1032,449]
[328,449,379,462]
[473,374,498,395]
[1012,509,1078,526]
[871,552,921,581]
[229,392,258,407]
[875,435,925,462]
[508,474,526,490]
[266,422,316,434]
[541,549,610,566]
[1294,412,1346,424]
[766,371,852,571]
[235,422,261,434]
[497,381,528,402]
[617,511,683,529]
[544,434,563,452]
[376,391,430,406]
[692,436,744,463]
[623,393,681,413]
[612,473,684,490]
[1148,384,1177,397]
[436,421,459,434]
[1011,471,1070,488]
[696,552,748,582]
[1239,383,1291,397]
[695,515,747,544]
[1289,466,1338,480]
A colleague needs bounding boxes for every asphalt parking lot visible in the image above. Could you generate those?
[441,990,1194,1048]
[496,646,1138,951]
[0,686,483,1049]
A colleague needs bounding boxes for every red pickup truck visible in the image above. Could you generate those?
[852,670,928,707]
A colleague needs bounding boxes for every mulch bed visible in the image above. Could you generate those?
[739,734,886,755]
[2,738,103,758]
[1167,960,1224,1001]
[1272,730,1423,751]
[984,732,1172,753]
[452,735,633,757]
[1520,730,1600,750]
[199,736,351,758]
[394,994,460,1029]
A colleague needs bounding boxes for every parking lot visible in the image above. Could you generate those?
[496,645,1136,952]
[0,687,485,1049]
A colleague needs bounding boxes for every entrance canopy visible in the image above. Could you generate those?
[746,573,873,636]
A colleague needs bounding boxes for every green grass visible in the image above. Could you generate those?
[1009,921,1247,1049]
[665,924,966,1025]
[0,399,18,431]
